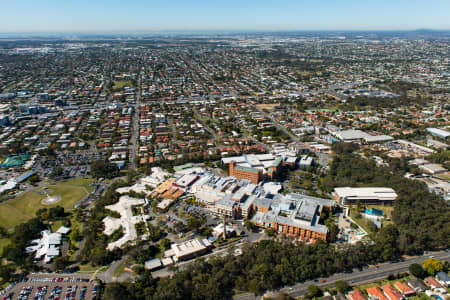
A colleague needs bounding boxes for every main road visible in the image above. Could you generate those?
[193,107,224,147]
[254,106,299,142]
[234,250,450,300]
[129,74,141,171]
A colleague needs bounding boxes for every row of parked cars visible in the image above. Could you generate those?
[0,278,28,299]
[13,284,95,300]
[17,286,34,300]
[33,285,48,300]
[1,276,99,300]
[29,277,91,283]
[1,293,14,300]
[48,286,62,300]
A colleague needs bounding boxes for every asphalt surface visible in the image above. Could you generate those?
[129,75,141,171]
[193,107,223,147]
[254,107,299,142]
[234,250,450,300]
[96,255,129,283]
[3,274,98,300]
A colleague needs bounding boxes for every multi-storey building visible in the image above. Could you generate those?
[229,161,262,184]
[250,194,335,242]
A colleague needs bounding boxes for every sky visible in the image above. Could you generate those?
[1,0,449,33]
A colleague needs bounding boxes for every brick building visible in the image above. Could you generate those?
[222,153,290,182]
[250,194,334,242]
[229,161,262,184]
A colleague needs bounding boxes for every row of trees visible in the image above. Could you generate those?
[104,239,390,300]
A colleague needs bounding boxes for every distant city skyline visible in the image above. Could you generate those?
[1,0,449,33]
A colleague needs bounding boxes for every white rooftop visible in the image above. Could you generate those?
[364,135,394,143]
[427,128,450,138]
[103,196,146,250]
[0,180,17,194]
[335,129,370,141]
[165,238,211,260]
[56,226,71,234]
[263,182,282,194]
[145,258,162,270]
[26,230,63,263]
[334,187,397,200]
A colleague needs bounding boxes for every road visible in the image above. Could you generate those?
[168,116,179,144]
[192,106,272,152]
[254,106,299,142]
[241,131,271,152]
[97,255,130,283]
[193,107,223,147]
[234,251,450,300]
[129,74,141,171]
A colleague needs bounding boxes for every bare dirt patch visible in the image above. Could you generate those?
[42,195,61,205]
[256,103,280,111]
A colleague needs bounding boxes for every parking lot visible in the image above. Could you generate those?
[34,149,108,180]
[1,274,99,300]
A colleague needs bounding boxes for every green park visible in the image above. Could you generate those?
[0,178,94,230]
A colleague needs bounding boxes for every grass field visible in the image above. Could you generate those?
[113,80,133,90]
[78,264,108,273]
[50,220,64,232]
[0,178,94,230]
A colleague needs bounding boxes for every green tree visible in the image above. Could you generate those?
[422,258,444,276]
[50,166,64,178]
[159,238,171,252]
[307,285,322,298]
[265,228,276,237]
[0,265,14,284]
[409,263,426,278]
[90,160,120,179]
[27,174,40,185]
[325,220,339,243]
[334,280,350,294]
[187,216,205,232]
[148,223,162,242]
[201,227,212,237]
[249,279,263,295]
[53,255,71,271]
[245,220,257,232]
[0,226,9,238]
[104,282,131,300]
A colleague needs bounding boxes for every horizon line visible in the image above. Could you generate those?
[1,28,450,35]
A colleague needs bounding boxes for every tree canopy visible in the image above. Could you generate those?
[320,152,450,254]
[90,160,120,179]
